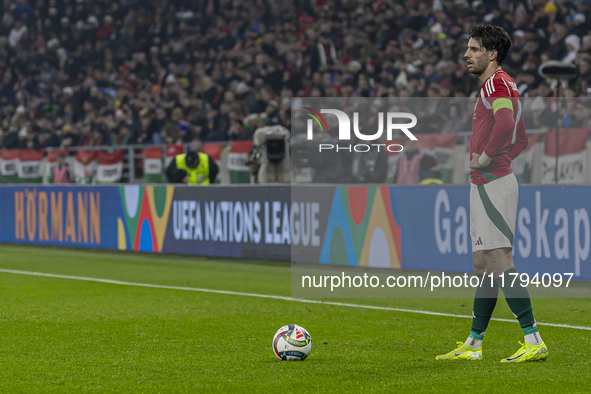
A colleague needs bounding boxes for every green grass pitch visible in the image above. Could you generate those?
[0,245,590,393]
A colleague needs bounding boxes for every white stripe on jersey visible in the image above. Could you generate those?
[480,91,492,109]
[512,99,522,144]
[483,70,502,97]
[501,78,510,93]
[487,78,495,95]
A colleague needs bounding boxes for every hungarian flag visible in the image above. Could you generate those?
[542,128,590,184]
[228,140,253,184]
[144,147,163,183]
[97,150,124,183]
[417,133,458,183]
[74,151,98,184]
[1,150,19,184]
[511,134,539,183]
[165,143,184,168]
[203,143,224,183]
[17,149,44,184]
[46,149,69,184]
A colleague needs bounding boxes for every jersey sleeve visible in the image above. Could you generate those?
[509,118,528,160]
[479,75,517,165]
[484,75,511,98]
[484,75,517,113]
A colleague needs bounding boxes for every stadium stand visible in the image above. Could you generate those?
[0,0,590,184]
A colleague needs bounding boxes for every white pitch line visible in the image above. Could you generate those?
[1,268,590,331]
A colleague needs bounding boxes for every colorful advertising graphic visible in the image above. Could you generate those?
[0,184,589,279]
[116,185,292,260]
[117,185,175,253]
[316,186,402,269]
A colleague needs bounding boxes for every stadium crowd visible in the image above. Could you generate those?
[1,0,591,150]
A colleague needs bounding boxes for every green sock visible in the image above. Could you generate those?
[470,275,499,336]
[496,267,536,334]
[469,331,484,341]
[523,325,539,335]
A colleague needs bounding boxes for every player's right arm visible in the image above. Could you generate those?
[478,76,516,166]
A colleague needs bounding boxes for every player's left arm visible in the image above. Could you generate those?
[475,77,516,167]
[509,118,528,160]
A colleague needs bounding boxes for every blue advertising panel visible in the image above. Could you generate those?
[391,185,591,280]
[0,184,589,280]
[303,185,591,280]
[0,185,120,249]
[161,186,291,260]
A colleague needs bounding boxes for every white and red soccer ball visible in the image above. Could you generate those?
[272,324,312,361]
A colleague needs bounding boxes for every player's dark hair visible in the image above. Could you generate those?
[469,24,512,65]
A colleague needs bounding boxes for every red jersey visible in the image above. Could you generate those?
[470,70,528,184]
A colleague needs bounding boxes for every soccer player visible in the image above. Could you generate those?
[436,25,548,363]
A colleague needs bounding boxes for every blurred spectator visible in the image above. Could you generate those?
[419,155,444,185]
[441,104,470,134]
[39,127,61,148]
[563,34,581,63]
[549,24,569,61]
[160,107,185,143]
[395,140,422,184]
[150,109,169,144]
[53,152,71,184]
[204,103,232,142]
[8,20,27,48]
[60,125,79,148]
[111,124,136,145]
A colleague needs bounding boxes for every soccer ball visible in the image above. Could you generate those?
[272,324,312,361]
